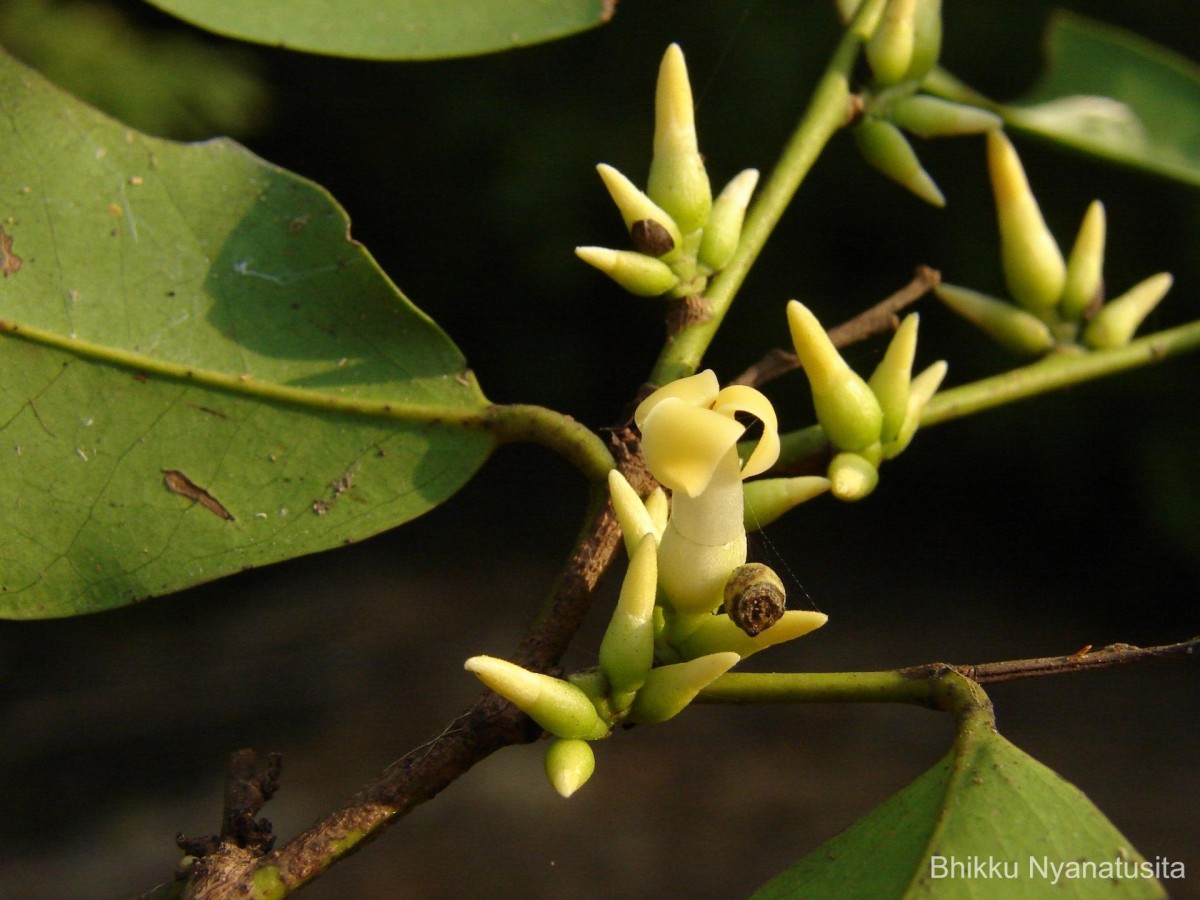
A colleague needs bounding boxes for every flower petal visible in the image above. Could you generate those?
[640,398,745,496]
[711,384,780,479]
[634,370,720,429]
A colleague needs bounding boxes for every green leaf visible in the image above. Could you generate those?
[752,718,1167,898]
[931,12,1200,186]
[0,48,494,618]
[141,0,615,61]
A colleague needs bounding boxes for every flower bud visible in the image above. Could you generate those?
[935,282,1055,356]
[674,610,828,660]
[884,359,947,459]
[868,313,920,443]
[854,118,945,207]
[866,0,917,87]
[628,652,739,724]
[889,94,1001,138]
[698,169,759,271]
[599,534,658,700]
[647,44,712,234]
[987,131,1066,313]
[464,656,610,740]
[787,300,884,452]
[1059,200,1106,321]
[575,246,680,297]
[608,470,659,557]
[644,486,669,536]
[905,0,943,83]
[596,163,684,257]
[1082,272,1172,350]
[723,563,786,636]
[828,451,879,501]
[544,738,596,799]
[742,476,831,530]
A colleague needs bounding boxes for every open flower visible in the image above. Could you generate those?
[634,371,779,617]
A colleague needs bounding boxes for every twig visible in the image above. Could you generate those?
[732,265,941,388]
[913,636,1200,684]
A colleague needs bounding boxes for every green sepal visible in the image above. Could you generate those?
[889,94,1001,138]
[628,652,740,724]
[883,360,947,459]
[935,282,1055,356]
[599,534,658,697]
[742,476,832,531]
[1059,200,1107,321]
[1082,272,1173,350]
[698,168,759,271]
[868,313,920,443]
[673,610,828,661]
[854,118,945,207]
[464,656,610,740]
[905,0,943,83]
[575,246,680,297]
[544,738,596,799]
[866,0,917,87]
[786,301,884,452]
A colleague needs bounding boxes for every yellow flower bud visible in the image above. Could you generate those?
[1083,272,1172,350]
[889,94,1001,138]
[599,534,658,700]
[866,0,917,86]
[987,131,1066,313]
[647,44,712,234]
[628,652,740,724]
[1059,200,1107,321]
[595,163,684,257]
[674,610,828,660]
[464,656,610,740]
[608,470,659,557]
[786,300,884,452]
[544,739,596,799]
[854,118,945,207]
[698,168,760,271]
[575,246,680,297]
[828,452,879,501]
[742,476,831,530]
[868,313,920,443]
[935,282,1055,356]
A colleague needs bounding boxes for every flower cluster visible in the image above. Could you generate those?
[845,0,1004,207]
[575,44,758,299]
[936,131,1173,354]
[787,301,946,500]
[465,371,831,797]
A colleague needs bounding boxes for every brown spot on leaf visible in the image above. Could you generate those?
[0,227,22,277]
[163,470,234,520]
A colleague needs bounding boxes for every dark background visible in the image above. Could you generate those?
[0,1,1197,897]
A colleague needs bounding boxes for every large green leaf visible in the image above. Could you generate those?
[0,48,494,618]
[752,718,1167,898]
[931,12,1200,186]
[142,0,614,61]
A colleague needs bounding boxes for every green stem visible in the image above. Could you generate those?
[648,0,886,386]
[698,667,994,728]
[767,319,1200,466]
[0,317,614,482]
[920,320,1200,427]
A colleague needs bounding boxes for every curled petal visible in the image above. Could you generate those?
[634,369,720,428]
[640,398,745,497]
[711,384,780,479]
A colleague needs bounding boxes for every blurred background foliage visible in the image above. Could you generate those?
[0,1,1196,898]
